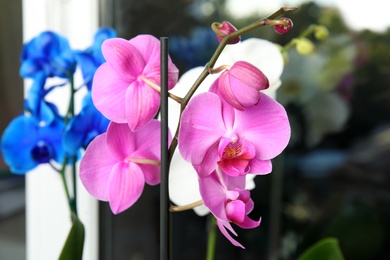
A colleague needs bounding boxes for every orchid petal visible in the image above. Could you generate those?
[130,120,168,185]
[213,75,244,111]
[198,172,229,222]
[1,116,39,173]
[108,161,145,214]
[245,198,255,214]
[217,136,234,158]
[143,61,179,91]
[229,62,268,107]
[217,221,244,249]
[128,35,161,64]
[234,93,290,160]
[128,35,179,90]
[236,216,261,230]
[125,80,160,131]
[193,142,220,178]
[222,174,246,191]
[226,200,246,223]
[133,120,168,157]
[79,134,117,201]
[137,161,160,186]
[92,63,128,123]
[102,38,144,81]
[214,61,268,110]
[218,159,249,176]
[248,159,272,175]
[178,92,226,167]
[105,122,135,161]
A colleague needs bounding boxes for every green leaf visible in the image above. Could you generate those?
[298,237,344,260]
[59,213,85,260]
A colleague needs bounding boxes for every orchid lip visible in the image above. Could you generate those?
[31,141,52,163]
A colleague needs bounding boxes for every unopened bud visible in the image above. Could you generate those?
[294,38,315,55]
[274,18,293,35]
[210,61,269,110]
[314,25,329,41]
[212,21,241,44]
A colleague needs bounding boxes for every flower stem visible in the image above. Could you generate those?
[61,70,78,217]
[71,155,78,216]
[59,156,76,215]
[206,216,217,260]
[169,200,203,212]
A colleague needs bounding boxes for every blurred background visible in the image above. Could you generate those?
[1,0,390,259]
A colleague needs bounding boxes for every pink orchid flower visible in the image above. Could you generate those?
[178,92,290,178]
[169,38,285,215]
[79,120,171,214]
[209,61,269,110]
[92,35,179,131]
[199,170,260,248]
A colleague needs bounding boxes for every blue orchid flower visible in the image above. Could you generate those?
[1,71,67,174]
[20,31,76,79]
[74,27,117,90]
[1,113,66,174]
[62,93,110,156]
[25,72,65,124]
[1,28,115,174]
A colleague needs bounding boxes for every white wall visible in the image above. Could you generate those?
[23,0,100,259]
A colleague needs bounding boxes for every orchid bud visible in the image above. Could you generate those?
[274,18,293,35]
[294,38,315,55]
[213,21,241,44]
[314,25,329,41]
[210,61,269,110]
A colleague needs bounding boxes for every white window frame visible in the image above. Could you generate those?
[23,0,100,259]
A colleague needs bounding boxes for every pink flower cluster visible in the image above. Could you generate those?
[80,35,177,213]
[178,85,290,248]
[79,33,290,248]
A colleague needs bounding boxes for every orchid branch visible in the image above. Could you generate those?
[59,71,79,217]
[169,200,203,212]
[59,155,77,215]
[168,6,298,160]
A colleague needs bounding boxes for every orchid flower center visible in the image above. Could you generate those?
[31,141,51,163]
[217,136,256,176]
[219,137,255,161]
[222,141,243,159]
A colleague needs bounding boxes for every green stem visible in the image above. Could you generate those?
[71,155,78,216]
[59,156,76,215]
[68,73,78,216]
[60,69,78,216]
[67,72,75,122]
[206,216,217,260]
